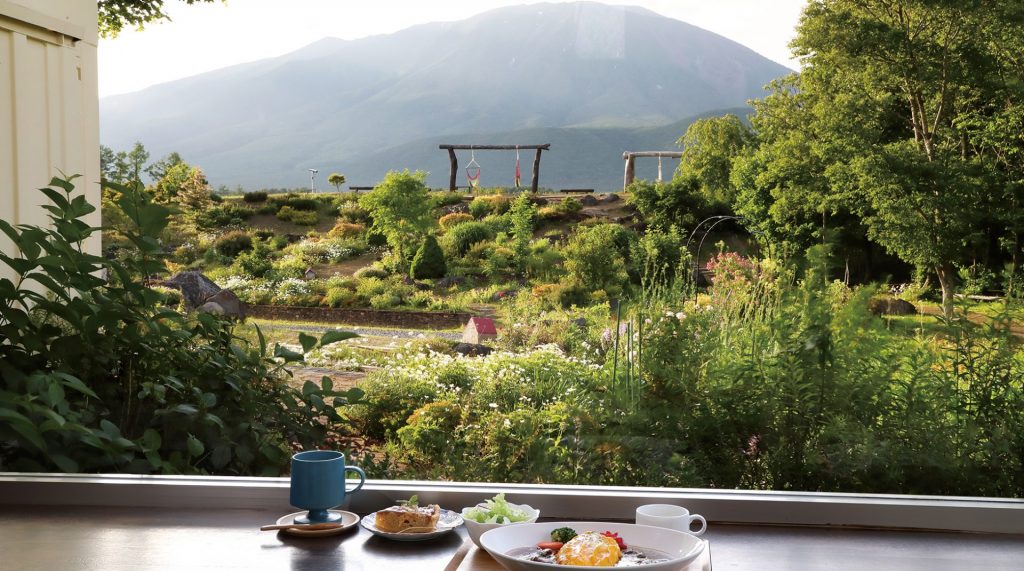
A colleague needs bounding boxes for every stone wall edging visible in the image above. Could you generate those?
[247,304,471,330]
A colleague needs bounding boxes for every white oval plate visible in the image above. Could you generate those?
[480,521,705,571]
[360,508,464,541]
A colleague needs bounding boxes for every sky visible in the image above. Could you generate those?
[98,0,808,98]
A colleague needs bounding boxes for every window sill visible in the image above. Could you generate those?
[2,472,1021,535]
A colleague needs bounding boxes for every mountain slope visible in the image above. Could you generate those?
[338,108,751,191]
[100,2,790,189]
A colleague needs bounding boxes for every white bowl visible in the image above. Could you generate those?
[461,503,540,548]
[479,521,704,571]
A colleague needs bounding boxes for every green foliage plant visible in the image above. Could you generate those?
[625,177,708,231]
[439,213,474,230]
[359,171,434,266]
[242,191,268,203]
[509,194,537,273]
[213,230,253,258]
[444,221,495,258]
[410,235,447,280]
[0,176,363,475]
[563,223,630,297]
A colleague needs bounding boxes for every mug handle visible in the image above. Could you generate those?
[689,514,707,536]
[345,466,366,494]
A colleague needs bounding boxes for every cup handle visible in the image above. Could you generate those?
[689,514,707,536]
[345,466,366,494]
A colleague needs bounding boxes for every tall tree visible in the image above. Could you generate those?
[358,171,434,267]
[731,76,836,259]
[327,173,346,193]
[145,152,185,182]
[676,114,753,206]
[98,0,221,37]
[792,0,1020,316]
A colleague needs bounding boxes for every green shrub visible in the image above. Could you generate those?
[354,266,388,279]
[243,191,268,203]
[277,206,319,226]
[410,236,447,279]
[328,222,365,238]
[350,371,442,439]
[271,194,318,211]
[625,177,708,229]
[444,221,494,257]
[234,243,274,277]
[563,223,630,296]
[338,202,370,223]
[469,197,492,219]
[194,204,253,229]
[256,204,278,215]
[370,292,401,309]
[323,287,358,308]
[0,177,363,476]
[439,212,474,230]
[213,230,254,258]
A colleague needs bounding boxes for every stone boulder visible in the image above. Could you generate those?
[435,276,465,289]
[599,193,621,203]
[443,202,470,215]
[454,342,493,357]
[200,289,246,320]
[868,297,917,316]
[578,194,600,206]
[162,271,245,319]
[162,271,222,310]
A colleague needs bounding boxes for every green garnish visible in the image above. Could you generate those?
[550,527,577,543]
[464,493,530,524]
[397,494,419,508]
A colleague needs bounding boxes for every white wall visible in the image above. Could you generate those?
[0,0,100,279]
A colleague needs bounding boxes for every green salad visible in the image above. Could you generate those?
[464,493,530,524]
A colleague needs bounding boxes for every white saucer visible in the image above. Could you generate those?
[276,510,360,537]
[360,509,464,541]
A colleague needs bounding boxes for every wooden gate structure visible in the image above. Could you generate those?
[622,151,682,189]
[439,144,550,193]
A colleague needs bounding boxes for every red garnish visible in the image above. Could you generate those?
[601,531,627,549]
[537,541,564,551]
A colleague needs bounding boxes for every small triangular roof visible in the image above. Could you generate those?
[468,316,497,335]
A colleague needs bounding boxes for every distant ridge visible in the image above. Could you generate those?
[100,2,789,189]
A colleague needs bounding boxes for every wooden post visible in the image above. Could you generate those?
[623,155,635,190]
[531,148,543,193]
[447,149,458,191]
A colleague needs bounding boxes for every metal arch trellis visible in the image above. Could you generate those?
[687,215,773,302]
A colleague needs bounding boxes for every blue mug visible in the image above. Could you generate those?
[289,450,366,524]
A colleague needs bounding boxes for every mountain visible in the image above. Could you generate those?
[100,2,790,190]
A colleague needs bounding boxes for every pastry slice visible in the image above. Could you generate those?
[374,503,440,533]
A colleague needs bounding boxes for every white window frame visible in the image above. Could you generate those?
[2,473,1021,535]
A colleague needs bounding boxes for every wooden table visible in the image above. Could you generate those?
[1,505,1023,570]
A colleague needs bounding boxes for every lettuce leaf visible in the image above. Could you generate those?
[464,493,529,524]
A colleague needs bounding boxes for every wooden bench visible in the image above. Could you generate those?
[559,188,595,194]
[348,186,374,192]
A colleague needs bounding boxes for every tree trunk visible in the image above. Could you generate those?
[935,263,956,318]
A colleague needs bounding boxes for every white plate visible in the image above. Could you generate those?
[360,508,464,541]
[275,510,359,537]
[479,521,705,571]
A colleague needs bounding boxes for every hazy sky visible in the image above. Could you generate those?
[98,0,808,98]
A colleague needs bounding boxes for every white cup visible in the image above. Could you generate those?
[635,504,707,536]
